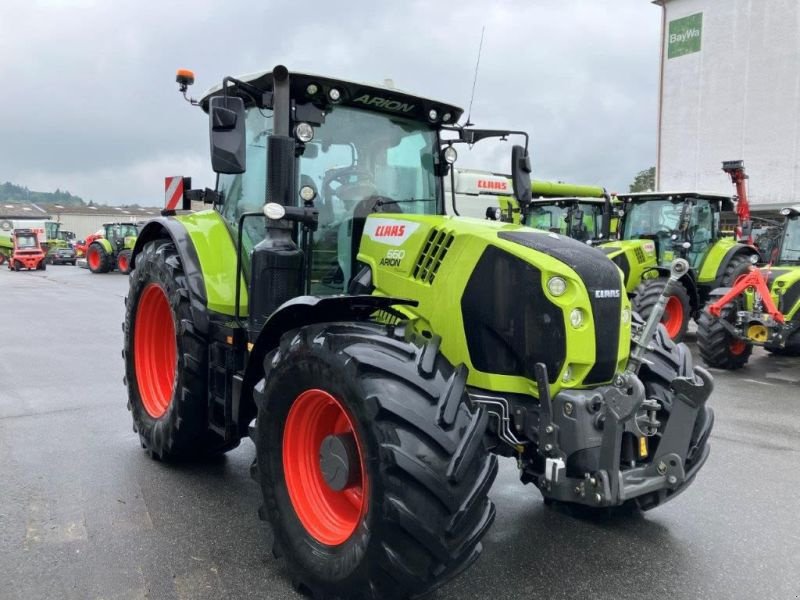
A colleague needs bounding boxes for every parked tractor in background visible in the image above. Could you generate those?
[87,222,138,274]
[697,205,800,368]
[121,65,714,600]
[0,228,47,271]
[443,168,616,241]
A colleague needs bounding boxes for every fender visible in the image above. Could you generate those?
[237,294,417,429]
[132,218,210,334]
[93,237,114,254]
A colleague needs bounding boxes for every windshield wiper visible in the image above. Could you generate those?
[375,197,436,207]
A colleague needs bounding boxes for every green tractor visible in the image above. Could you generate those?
[599,191,759,341]
[697,205,800,368]
[123,65,714,599]
[518,195,616,243]
[87,222,138,274]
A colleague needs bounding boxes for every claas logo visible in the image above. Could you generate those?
[374,224,406,237]
[477,179,508,191]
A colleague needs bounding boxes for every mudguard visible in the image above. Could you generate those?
[238,295,417,425]
[132,218,210,334]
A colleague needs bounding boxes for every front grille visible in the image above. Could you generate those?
[413,228,453,284]
[498,231,623,384]
[634,247,647,264]
[461,246,566,383]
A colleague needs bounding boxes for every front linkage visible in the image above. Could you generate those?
[518,260,714,509]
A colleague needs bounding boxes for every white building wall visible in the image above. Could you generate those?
[54,214,151,239]
[658,0,800,205]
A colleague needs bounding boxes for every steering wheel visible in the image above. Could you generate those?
[321,166,378,212]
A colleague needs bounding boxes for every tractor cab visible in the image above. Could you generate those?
[524,197,611,242]
[199,68,530,302]
[776,206,800,264]
[615,192,731,269]
[104,223,139,250]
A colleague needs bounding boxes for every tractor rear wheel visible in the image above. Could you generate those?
[697,306,752,369]
[252,322,497,600]
[117,249,133,275]
[632,278,691,342]
[87,242,111,273]
[720,253,753,286]
[123,239,236,460]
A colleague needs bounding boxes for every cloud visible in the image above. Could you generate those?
[0,0,660,203]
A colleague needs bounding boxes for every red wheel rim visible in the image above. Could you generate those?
[729,339,747,356]
[134,284,176,418]
[119,254,128,272]
[662,295,684,339]
[283,389,367,546]
[88,247,100,270]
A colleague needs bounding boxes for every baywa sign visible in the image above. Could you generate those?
[668,12,702,59]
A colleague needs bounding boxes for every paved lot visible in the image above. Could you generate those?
[1,265,798,600]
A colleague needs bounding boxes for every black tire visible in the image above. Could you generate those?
[87,241,112,273]
[117,249,133,275]
[632,278,692,342]
[764,342,800,357]
[123,239,237,460]
[697,306,752,369]
[634,319,714,509]
[720,253,753,286]
[38,260,46,271]
[70,260,76,266]
[253,322,497,600]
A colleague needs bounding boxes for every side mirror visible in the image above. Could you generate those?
[209,96,246,174]
[511,145,532,207]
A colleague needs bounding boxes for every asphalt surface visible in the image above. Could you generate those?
[1,265,798,600]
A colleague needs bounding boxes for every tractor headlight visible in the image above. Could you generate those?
[780,208,791,216]
[443,146,458,164]
[621,307,631,324]
[442,112,452,123]
[306,83,319,96]
[263,202,286,220]
[428,109,439,122]
[299,185,316,203]
[547,276,567,297]
[569,308,585,328]
[750,254,759,264]
[328,88,341,103]
[562,365,573,383]
[295,122,314,143]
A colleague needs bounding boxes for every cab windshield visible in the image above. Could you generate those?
[218,104,440,292]
[526,202,604,241]
[778,217,800,264]
[623,200,684,239]
[16,234,38,249]
[45,222,59,240]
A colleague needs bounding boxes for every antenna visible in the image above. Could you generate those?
[464,26,485,127]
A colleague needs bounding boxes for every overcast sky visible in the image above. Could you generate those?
[0,0,661,206]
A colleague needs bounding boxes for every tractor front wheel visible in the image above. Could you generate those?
[123,239,236,460]
[117,249,133,275]
[697,306,752,369]
[632,278,691,342]
[87,242,111,273]
[253,322,497,600]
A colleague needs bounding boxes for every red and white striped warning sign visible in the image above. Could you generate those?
[164,176,184,210]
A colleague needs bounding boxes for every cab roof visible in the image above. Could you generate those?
[200,68,464,125]
[616,191,736,211]
[529,197,607,206]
